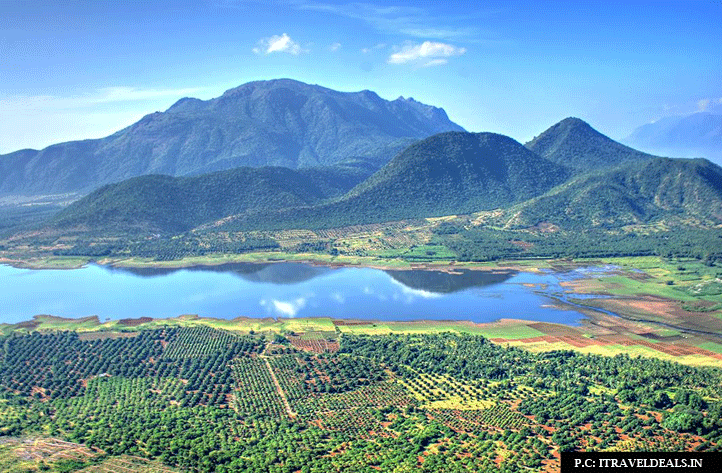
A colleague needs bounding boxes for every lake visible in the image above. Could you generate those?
[0,262,604,325]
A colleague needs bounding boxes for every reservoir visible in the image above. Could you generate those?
[0,262,598,325]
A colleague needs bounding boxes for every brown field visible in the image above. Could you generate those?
[78,331,140,341]
[117,317,154,327]
[0,436,102,463]
[287,335,340,353]
[78,455,180,473]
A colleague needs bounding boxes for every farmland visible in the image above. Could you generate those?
[2,255,722,471]
[1,319,722,472]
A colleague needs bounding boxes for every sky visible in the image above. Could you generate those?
[1,0,721,154]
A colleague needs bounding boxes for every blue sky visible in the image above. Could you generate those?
[1,0,720,154]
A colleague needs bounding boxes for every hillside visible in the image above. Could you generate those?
[52,162,375,233]
[625,112,722,166]
[504,157,722,229]
[222,132,570,231]
[526,117,657,171]
[0,79,463,197]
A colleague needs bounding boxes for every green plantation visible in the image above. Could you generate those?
[2,326,722,472]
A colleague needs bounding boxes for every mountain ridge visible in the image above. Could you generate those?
[33,117,722,238]
[51,161,376,233]
[213,131,571,231]
[504,157,722,229]
[624,112,722,166]
[0,79,464,197]
[526,117,657,170]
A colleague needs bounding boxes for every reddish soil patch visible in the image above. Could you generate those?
[117,317,153,327]
[78,331,139,341]
[493,330,722,361]
[528,322,584,337]
[510,240,534,250]
[288,336,340,353]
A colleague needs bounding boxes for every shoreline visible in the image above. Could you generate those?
[0,252,561,273]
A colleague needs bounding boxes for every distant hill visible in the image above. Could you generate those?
[624,112,722,166]
[222,132,570,231]
[526,117,657,171]
[52,162,375,233]
[504,157,722,229]
[0,79,464,197]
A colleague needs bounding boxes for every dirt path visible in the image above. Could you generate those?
[263,357,296,418]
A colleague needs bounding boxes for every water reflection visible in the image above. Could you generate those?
[108,262,332,285]
[1,262,589,325]
[385,269,515,294]
[111,263,515,293]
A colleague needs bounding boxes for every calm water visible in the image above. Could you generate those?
[0,262,601,325]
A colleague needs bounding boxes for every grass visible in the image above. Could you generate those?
[423,397,495,410]
[397,373,491,410]
[698,342,722,354]
[501,340,722,368]
[473,325,546,339]
[597,275,696,301]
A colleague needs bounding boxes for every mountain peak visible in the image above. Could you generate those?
[555,117,594,130]
[0,79,464,197]
[526,117,656,171]
[559,116,589,125]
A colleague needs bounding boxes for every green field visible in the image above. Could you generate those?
[1,325,721,473]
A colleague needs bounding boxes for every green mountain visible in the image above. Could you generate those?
[504,157,722,229]
[526,117,657,171]
[52,162,375,233]
[222,132,570,230]
[0,79,464,197]
[52,131,569,234]
[46,124,719,238]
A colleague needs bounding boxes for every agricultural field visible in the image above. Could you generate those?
[0,436,181,473]
[2,256,722,471]
[2,322,722,472]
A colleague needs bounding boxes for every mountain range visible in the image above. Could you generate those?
[624,112,722,166]
[0,79,463,197]
[52,116,722,234]
[4,80,722,238]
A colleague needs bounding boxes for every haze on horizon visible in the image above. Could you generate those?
[1,0,720,156]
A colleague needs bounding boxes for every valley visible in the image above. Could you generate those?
[2,79,722,472]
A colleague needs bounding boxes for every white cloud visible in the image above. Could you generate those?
[388,41,466,65]
[298,2,480,41]
[260,297,307,317]
[328,42,341,52]
[361,43,386,54]
[697,97,722,113]
[399,27,477,40]
[253,33,306,55]
[422,58,448,67]
[330,292,345,303]
[390,279,442,301]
